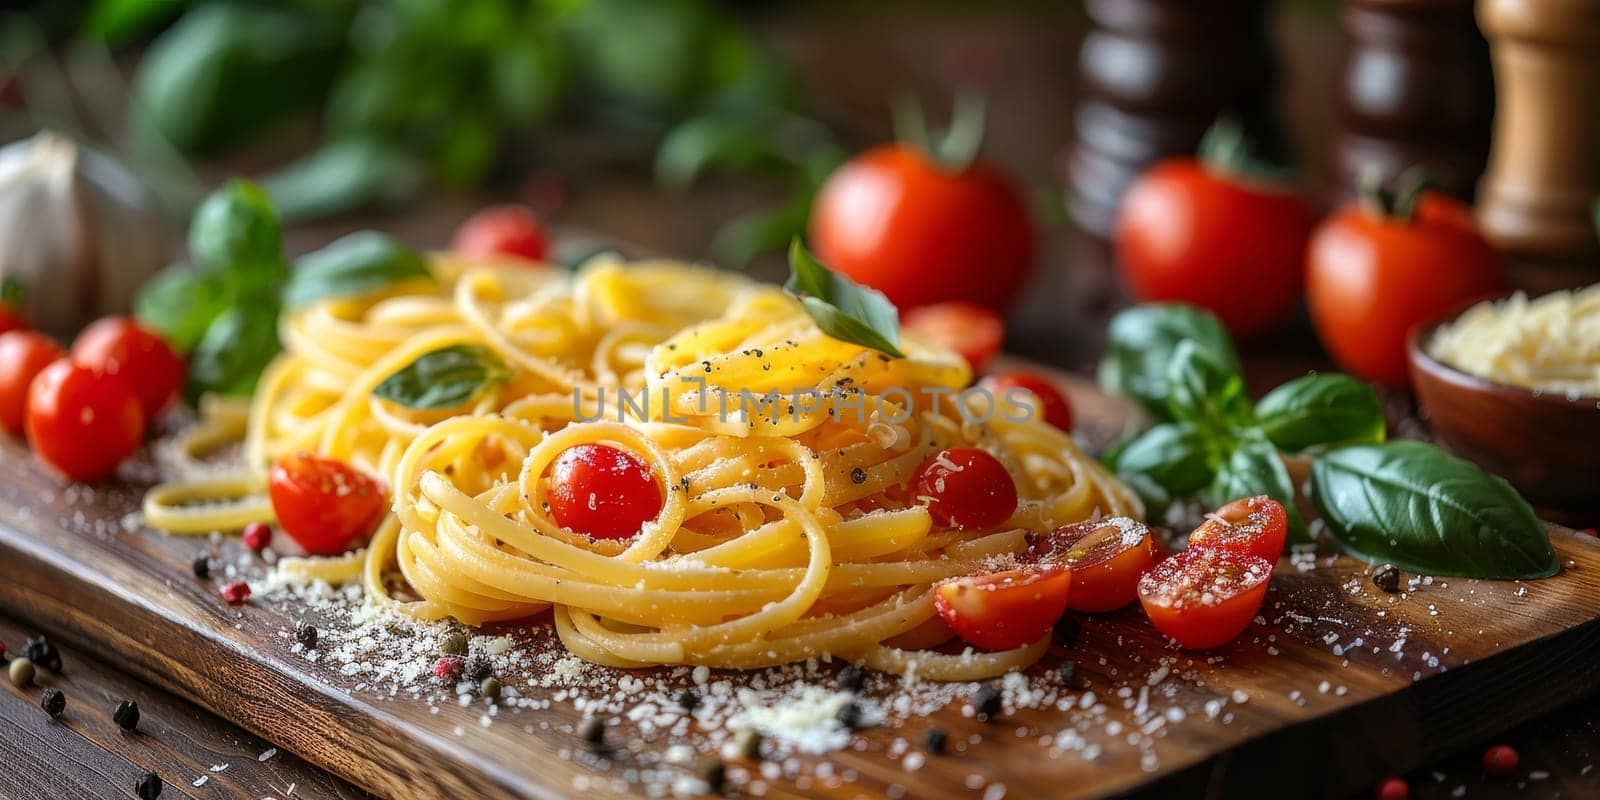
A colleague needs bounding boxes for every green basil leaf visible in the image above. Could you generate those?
[189,178,284,272]
[1255,373,1386,452]
[373,345,511,410]
[133,267,233,353]
[784,239,904,358]
[1165,340,1252,430]
[284,231,433,308]
[1114,421,1217,509]
[1311,442,1557,579]
[260,138,425,224]
[1210,435,1309,542]
[1099,304,1242,421]
[187,302,282,398]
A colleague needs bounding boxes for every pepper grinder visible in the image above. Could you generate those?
[1064,0,1282,237]
[1476,0,1600,289]
[1327,0,1494,207]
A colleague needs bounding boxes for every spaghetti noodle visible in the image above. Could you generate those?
[145,255,1140,679]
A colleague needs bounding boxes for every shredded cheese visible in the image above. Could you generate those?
[1427,284,1600,397]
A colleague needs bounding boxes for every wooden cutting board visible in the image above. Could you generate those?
[1,374,1598,800]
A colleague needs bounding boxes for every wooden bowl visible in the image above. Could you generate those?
[1408,304,1600,527]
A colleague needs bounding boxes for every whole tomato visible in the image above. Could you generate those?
[0,331,65,437]
[1306,191,1502,386]
[25,359,145,482]
[72,316,186,418]
[809,144,1034,312]
[1116,158,1313,340]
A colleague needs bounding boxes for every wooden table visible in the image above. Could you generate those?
[1,4,1596,798]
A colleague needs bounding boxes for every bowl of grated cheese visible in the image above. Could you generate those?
[1408,285,1600,527]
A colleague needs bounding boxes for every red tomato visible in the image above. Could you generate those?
[1028,518,1159,612]
[548,444,663,540]
[1307,193,1501,385]
[902,302,1004,372]
[1137,548,1273,649]
[810,144,1034,312]
[981,370,1073,431]
[1186,495,1288,564]
[0,306,24,336]
[0,331,65,437]
[269,454,387,556]
[913,448,1018,531]
[453,205,550,262]
[72,316,185,418]
[934,566,1072,651]
[24,360,145,482]
[1115,159,1313,339]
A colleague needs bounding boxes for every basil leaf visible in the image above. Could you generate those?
[373,345,511,410]
[1165,340,1252,430]
[134,267,232,353]
[1210,435,1310,542]
[1311,442,1557,579]
[189,178,284,271]
[1114,421,1217,509]
[187,302,282,398]
[1255,373,1386,452]
[284,231,433,308]
[1099,304,1242,420]
[784,239,904,358]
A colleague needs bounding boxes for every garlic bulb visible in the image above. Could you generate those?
[0,131,175,337]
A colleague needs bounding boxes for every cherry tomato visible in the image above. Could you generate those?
[1306,192,1502,386]
[982,370,1073,431]
[810,144,1034,312]
[269,454,387,556]
[72,316,185,418]
[902,302,1004,372]
[1137,548,1273,649]
[0,331,65,437]
[548,443,663,540]
[1028,518,1159,612]
[1186,495,1288,564]
[913,448,1018,531]
[24,359,145,482]
[1115,159,1313,339]
[933,566,1072,651]
[453,205,550,262]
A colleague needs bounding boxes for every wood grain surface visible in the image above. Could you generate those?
[1,374,1598,800]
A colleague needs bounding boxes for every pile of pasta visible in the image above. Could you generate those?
[147,255,1141,680]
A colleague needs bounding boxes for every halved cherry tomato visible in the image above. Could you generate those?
[453,205,550,262]
[1187,495,1288,563]
[981,370,1073,431]
[901,302,1004,372]
[1028,518,1159,612]
[0,331,65,437]
[934,566,1072,651]
[72,316,185,418]
[269,454,387,556]
[548,443,663,540]
[913,447,1018,531]
[25,359,145,482]
[1138,549,1273,649]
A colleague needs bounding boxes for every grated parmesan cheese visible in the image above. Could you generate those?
[1428,284,1600,397]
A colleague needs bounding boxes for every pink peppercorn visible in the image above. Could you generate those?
[220,581,251,606]
[242,522,272,553]
[1483,744,1519,778]
[1375,777,1408,800]
[433,655,464,683]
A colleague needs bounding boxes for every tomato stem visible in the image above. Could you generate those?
[892,92,987,173]
[1361,165,1437,222]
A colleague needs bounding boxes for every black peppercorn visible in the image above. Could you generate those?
[1053,615,1081,647]
[698,759,727,795]
[1374,565,1401,593]
[835,701,862,730]
[136,772,162,800]
[578,717,608,750]
[838,664,866,692]
[24,637,60,672]
[850,467,867,485]
[191,555,211,580]
[41,687,65,717]
[113,700,140,732]
[1057,660,1079,687]
[295,623,318,650]
[972,685,1002,721]
[464,656,493,683]
[925,727,948,754]
[675,688,700,712]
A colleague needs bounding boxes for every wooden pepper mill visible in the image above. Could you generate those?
[1327,0,1494,207]
[1476,0,1600,289]
[1064,0,1282,237]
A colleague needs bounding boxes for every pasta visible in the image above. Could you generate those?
[145,254,1141,679]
